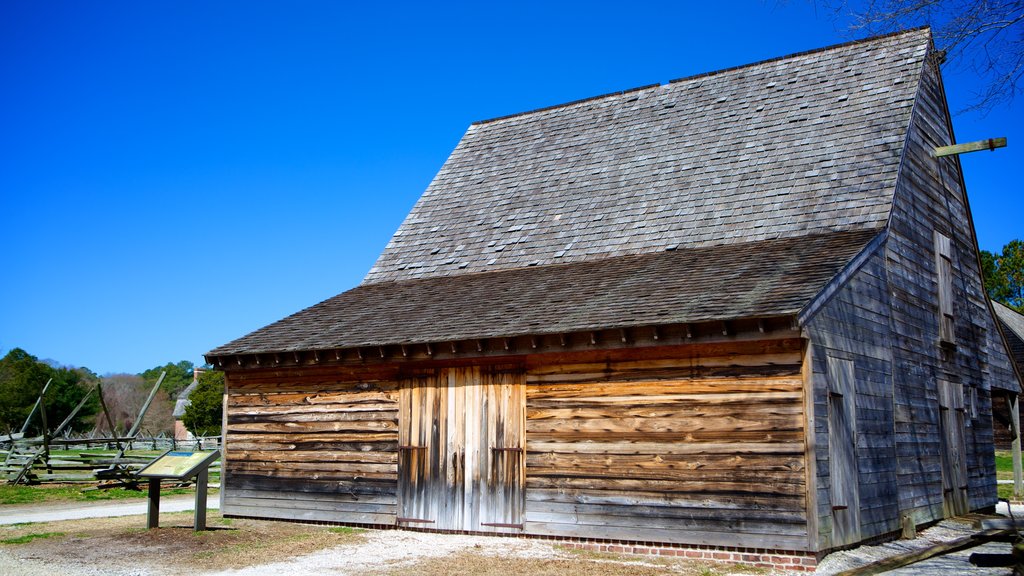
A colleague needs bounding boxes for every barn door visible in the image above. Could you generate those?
[938,380,968,517]
[827,356,860,547]
[398,366,524,532]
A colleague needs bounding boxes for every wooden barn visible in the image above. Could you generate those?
[205,28,1022,568]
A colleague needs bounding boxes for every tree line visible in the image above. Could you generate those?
[0,350,223,438]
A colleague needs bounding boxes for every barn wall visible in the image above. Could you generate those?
[220,340,813,550]
[222,368,401,525]
[522,344,810,550]
[804,247,899,551]
[884,54,1012,526]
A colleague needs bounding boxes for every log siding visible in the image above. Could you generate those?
[220,342,812,551]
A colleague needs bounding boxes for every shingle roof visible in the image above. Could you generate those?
[994,300,1024,373]
[208,229,876,356]
[363,28,931,285]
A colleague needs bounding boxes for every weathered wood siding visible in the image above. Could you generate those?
[222,370,400,524]
[398,366,525,532]
[884,54,1013,526]
[522,347,809,550]
[804,248,898,550]
[219,340,813,550]
[804,53,1017,552]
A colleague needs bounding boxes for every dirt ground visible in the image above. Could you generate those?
[0,512,775,576]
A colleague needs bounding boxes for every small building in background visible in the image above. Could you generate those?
[993,302,1024,448]
[172,368,204,441]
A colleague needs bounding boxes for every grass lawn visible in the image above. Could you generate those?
[0,483,209,506]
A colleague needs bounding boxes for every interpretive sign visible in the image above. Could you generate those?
[136,449,220,530]
[138,450,219,480]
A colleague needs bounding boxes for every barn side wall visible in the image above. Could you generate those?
[522,344,808,550]
[878,55,1012,525]
[804,247,898,551]
[220,339,812,551]
[222,366,401,525]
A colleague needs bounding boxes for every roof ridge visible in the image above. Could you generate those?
[471,26,930,127]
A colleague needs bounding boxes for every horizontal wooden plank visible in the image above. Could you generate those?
[223,502,395,525]
[229,410,397,424]
[229,460,396,477]
[528,399,803,416]
[528,364,802,384]
[227,432,397,444]
[525,509,805,535]
[526,452,804,472]
[525,475,805,496]
[525,440,806,455]
[230,402,398,415]
[229,473,397,496]
[228,441,397,452]
[230,487,396,505]
[527,500,806,524]
[525,487,805,512]
[227,420,398,433]
[526,414,801,435]
[229,389,398,407]
[224,494,396,515]
[231,450,398,464]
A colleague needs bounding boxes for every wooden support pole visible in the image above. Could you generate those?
[933,137,1006,157]
[147,478,161,529]
[1011,394,1023,499]
[194,467,208,531]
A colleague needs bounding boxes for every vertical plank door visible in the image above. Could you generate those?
[827,356,861,546]
[938,380,968,517]
[398,366,524,532]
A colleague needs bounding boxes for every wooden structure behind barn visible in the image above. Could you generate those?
[172,368,204,442]
[992,302,1024,448]
[206,28,1022,569]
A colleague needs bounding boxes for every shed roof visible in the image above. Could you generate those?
[209,229,875,355]
[994,301,1024,374]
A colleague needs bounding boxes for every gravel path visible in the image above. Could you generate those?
[205,530,569,576]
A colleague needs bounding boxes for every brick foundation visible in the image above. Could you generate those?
[555,540,817,572]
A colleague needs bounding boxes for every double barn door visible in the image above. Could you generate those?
[397,366,524,532]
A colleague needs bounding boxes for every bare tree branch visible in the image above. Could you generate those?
[826,0,1024,113]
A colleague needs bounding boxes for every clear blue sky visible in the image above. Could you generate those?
[1,1,1019,375]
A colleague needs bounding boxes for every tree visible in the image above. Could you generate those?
[0,349,99,436]
[0,349,50,435]
[140,360,194,399]
[181,370,224,437]
[97,374,175,435]
[981,239,1024,311]
[833,0,1024,112]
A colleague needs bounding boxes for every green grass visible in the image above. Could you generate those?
[0,483,212,505]
[327,526,364,535]
[996,450,1013,477]
[0,531,64,545]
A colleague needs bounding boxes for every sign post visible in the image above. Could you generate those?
[136,450,220,531]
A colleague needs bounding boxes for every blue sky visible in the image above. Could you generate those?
[1,1,1019,375]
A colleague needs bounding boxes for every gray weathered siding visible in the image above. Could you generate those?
[885,54,1012,525]
[805,247,898,550]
